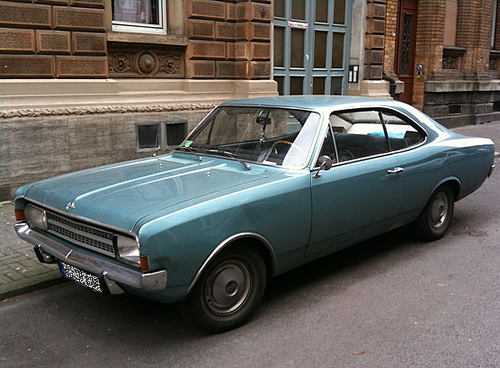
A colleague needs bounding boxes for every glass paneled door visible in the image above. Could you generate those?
[274,0,352,95]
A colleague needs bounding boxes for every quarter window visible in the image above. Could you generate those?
[379,111,425,150]
[113,0,167,34]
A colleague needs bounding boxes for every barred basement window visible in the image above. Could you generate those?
[165,122,187,148]
[136,121,187,152]
[112,0,167,35]
[448,104,462,115]
[136,123,161,151]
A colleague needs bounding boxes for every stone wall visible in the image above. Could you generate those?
[424,80,500,127]
[0,109,209,200]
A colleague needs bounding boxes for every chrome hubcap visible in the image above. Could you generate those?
[430,192,448,229]
[205,260,251,315]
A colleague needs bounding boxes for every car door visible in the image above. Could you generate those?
[307,109,403,257]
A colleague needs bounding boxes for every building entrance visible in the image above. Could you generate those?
[273,0,352,95]
[395,0,418,104]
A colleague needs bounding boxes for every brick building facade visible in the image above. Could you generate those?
[383,0,500,127]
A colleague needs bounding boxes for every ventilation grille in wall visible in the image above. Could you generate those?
[448,104,462,115]
[136,121,187,152]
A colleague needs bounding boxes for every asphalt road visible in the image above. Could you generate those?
[1,137,499,368]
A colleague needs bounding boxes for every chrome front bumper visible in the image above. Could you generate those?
[15,223,167,294]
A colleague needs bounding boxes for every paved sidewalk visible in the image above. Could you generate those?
[0,201,62,299]
[1,122,499,300]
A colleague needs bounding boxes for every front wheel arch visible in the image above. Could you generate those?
[178,245,267,333]
[186,234,276,295]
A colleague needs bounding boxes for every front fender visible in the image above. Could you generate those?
[136,172,312,288]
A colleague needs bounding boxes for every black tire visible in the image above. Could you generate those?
[415,185,454,241]
[179,246,266,333]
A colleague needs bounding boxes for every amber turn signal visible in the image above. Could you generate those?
[140,255,150,272]
[15,209,25,221]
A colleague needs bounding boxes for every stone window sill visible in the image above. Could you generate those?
[107,32,188,47]
[443,46,466,56]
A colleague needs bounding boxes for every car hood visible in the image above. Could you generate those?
[22,153,276,231]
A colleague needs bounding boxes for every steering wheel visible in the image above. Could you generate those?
[271,140,293,147]
[271,140,308,157]
[271,140,306,159]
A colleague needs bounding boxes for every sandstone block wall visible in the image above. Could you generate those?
[0,0,107,78]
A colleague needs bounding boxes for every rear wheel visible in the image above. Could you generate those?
[179,246,266,333]
[415,185,454,241]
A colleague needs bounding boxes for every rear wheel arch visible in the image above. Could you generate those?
[415,182,457,241]
[445,179,460,201]
[431,178,460,202]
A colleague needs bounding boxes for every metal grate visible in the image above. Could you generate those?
[448,104,462,115]
[47,212,115,257]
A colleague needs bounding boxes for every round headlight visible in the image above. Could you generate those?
[25,205,48,231]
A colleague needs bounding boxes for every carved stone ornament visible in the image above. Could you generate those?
[489,54,500,71]
[137,51,157,75]
[108,46,184,78]
[1,103,217,119]
[161,56,180,74]
[442,55,457,70]
[111,54,132,73]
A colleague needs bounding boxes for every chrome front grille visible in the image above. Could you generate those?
[46,212,115,257]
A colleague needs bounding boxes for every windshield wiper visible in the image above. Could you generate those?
[206,149,252,171]
[176,145,202,161]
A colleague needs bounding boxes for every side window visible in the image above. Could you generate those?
[330,110,390,162]
[380,111,425,151]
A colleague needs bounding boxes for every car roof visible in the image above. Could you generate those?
[220,95,402,111]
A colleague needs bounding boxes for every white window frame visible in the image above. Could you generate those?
[112,0,167,35]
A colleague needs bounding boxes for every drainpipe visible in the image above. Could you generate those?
[382,74,398,100]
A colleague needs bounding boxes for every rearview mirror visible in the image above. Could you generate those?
[256,116,271,125]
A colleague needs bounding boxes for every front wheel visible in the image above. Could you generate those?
[415,185,454,241]
[179,246,266,333]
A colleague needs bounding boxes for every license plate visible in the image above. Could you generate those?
[59,262,102,293]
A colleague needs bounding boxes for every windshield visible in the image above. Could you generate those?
[177,106,320,168]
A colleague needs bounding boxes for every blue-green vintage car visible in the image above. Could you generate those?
[14,96,495,332]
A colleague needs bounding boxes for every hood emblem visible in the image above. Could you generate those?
[66,202,76,211]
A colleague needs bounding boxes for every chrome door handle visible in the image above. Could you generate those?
[388,167,404,174]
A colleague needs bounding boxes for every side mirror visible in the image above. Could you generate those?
[313,155,333,178]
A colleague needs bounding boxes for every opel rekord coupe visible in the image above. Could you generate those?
[14,96,496,332]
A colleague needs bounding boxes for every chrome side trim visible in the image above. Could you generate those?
[186,232,277,294]
[15,223,166,293]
